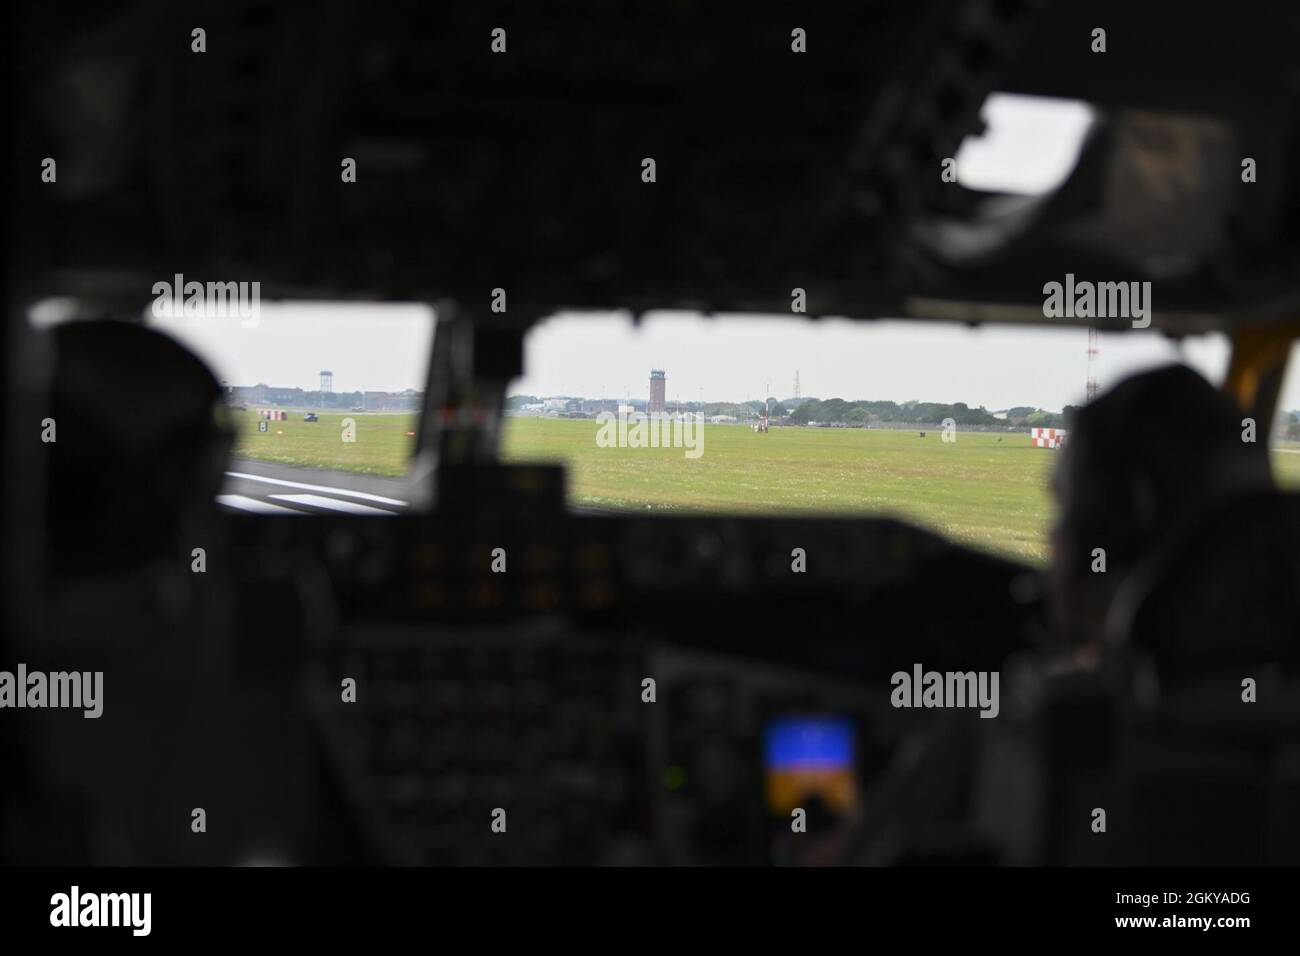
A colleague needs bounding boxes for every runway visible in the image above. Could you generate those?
[218,458,411,516]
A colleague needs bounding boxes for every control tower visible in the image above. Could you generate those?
[649,369,667,414]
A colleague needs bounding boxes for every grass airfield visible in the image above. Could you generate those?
[502,418,1056,562]
[230,411,1300,565]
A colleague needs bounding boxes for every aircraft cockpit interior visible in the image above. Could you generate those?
[4,1,1300,880]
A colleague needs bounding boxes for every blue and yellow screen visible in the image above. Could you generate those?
[763,717,859,815]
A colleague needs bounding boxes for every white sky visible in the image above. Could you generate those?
[148,301,1300,415]
[137,300,1300,416]
[513,312,1250,412]
[955,93,1096,194]
[150,302,435,394]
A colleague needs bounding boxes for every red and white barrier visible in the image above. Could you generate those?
[258,409,287,421]
[1030,427,1067,449]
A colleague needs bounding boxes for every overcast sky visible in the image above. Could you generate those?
[145,303,1300,414]
[515,312,1247,411]
[151,303,436,394]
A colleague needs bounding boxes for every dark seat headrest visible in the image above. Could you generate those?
[46,319,233,577]
[1109,491,1300,677]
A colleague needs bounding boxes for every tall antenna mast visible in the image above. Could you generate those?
[1086,329,1099,402]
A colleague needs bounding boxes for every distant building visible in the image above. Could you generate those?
[580,399,620,416]
[228,383,418,410]
[228,384,267,405]
[649,369,666,414]
[264,386,305,405]
[363,389,423,411]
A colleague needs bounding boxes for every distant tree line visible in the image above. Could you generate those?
[507,393,1079,427]
[1283,410,1300,441]
[787,398,1076,428]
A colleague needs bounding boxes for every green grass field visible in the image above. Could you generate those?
[230,410,418,477]
[1277,443,1300,488]
[502,419,1058,562]
[230,410,1300,566]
